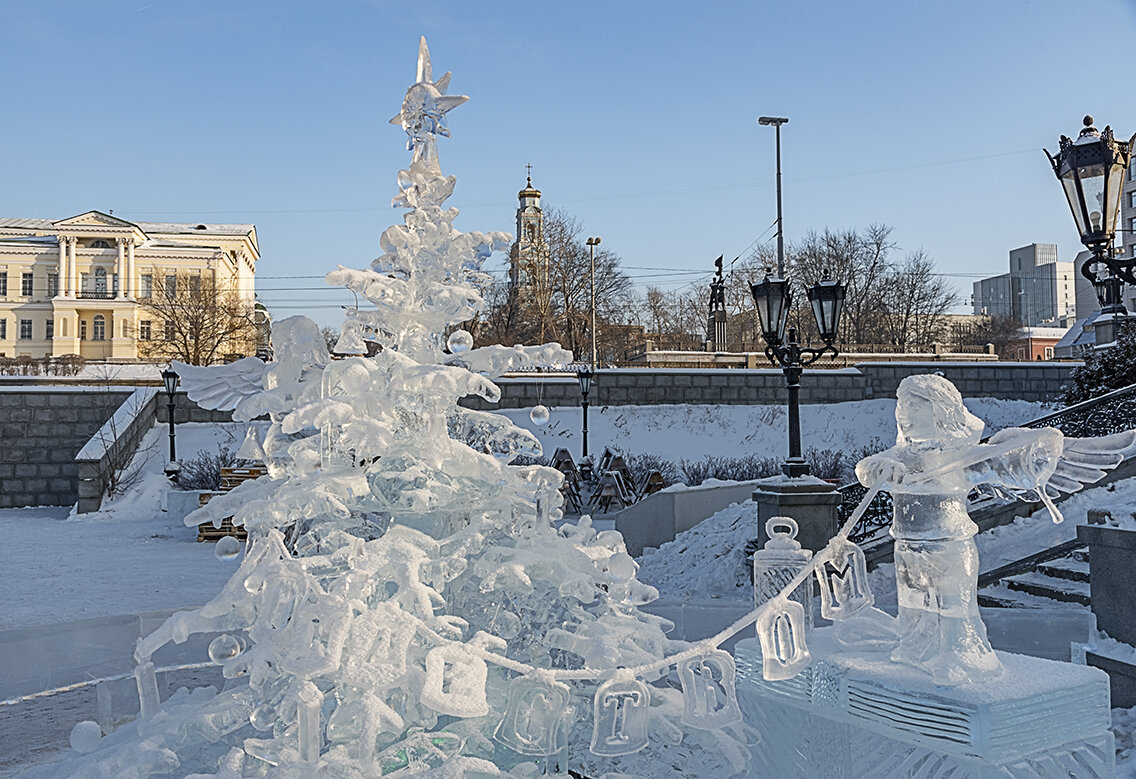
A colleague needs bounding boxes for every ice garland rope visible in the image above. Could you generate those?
[425,483,884,683]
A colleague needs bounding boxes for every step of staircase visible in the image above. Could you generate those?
[1035,556,1090,583]
[1003,570,1092,606]
[977,582,1085,609]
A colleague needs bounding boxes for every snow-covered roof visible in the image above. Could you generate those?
[1054,313,1098,351]
[1021,326,1070,339]
[0,216,254,237]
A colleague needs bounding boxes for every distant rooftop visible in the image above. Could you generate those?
[0,216,254,236]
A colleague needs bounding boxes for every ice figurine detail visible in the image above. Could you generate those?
[590,675,651,756]
[494,674,571,756]
[856,374,1135,685]
[677,650,743,730]
[753,517,813,630]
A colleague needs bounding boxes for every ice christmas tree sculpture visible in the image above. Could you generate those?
[49,39,752,778]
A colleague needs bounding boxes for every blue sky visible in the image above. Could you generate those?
[3,1,1135,328]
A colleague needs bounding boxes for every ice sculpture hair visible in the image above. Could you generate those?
[895,374,984,446]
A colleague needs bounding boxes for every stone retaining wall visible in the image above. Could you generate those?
[460,362,1077,410]
[0,388,133,508]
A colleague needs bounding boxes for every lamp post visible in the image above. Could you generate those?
[1045,116,1135,315]
[751,273,845,477]
[586,237,601,368]
[576,366,593,471]
[758,116,789,276]
[161,368,179,478]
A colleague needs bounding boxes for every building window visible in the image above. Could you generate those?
[165,273,177,298]
[81,273,89,294]
[45,319,54,339]
[94,267,107,296]
[139,320,152,341]
[0,319,6,340]
[47,273,58,297]
[141,274,152,298]
[90,239,111,249]
[190,274,202,295]
[21,272,32,297]
[122,320,130,338]
[163,320,174,341]
[80,320,87,340]
[93,315,106,341]
[0,272,6,296]
[19,319,32,340]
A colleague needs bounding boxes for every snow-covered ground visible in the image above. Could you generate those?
[0,422,247,633]
[501,396,1051,464]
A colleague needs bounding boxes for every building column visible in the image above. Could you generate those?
[127,240,136,298]
[57,238,67,297]
[68,238,78,298]
[116,238,127,299]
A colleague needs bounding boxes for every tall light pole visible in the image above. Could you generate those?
[758,116,789,276]
[586,236,601,367]
[576,366,593,465]
[161,368,180,479]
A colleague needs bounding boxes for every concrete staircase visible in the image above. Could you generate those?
[977,545,1090,609]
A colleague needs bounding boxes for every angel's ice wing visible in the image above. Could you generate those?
[171,357,267,412]
[1046,429,1136,496]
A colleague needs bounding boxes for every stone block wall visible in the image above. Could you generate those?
[460,369,870,410]
[459,363,1076,410]
[0,389,132,508]
[857,361,1074,403]
[155,391,237,424]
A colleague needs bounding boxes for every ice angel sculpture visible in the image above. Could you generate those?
[856,374,1134,685]
[42,38,753,779]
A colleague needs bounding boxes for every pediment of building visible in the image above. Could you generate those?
[54,211,138,230]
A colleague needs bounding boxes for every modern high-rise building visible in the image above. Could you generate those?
[971,243,1078,327]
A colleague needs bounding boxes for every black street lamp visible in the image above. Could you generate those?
[1046,116,1135,314]
[751,273,845,477]
[576,366,594,470]
[161,368,180,478]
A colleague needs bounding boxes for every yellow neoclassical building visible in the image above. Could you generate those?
[0,211,258,361]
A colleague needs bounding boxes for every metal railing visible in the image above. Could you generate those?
[840,380,1136,546]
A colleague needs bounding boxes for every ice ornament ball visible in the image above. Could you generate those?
[529,404,550,425]
[447,328,473,354]
[69,721,102,754]
[45,38,755,778]
[214,534,242,560]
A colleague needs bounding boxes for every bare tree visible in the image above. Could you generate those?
[876,249,959,347]
[479,207,633,362]
[136,269,257,365]
[956,314,1025,357]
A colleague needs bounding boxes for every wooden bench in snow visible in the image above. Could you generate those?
[195,464,267,542]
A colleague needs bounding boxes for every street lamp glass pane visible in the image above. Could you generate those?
[807,280,845,342]
[577,369,592,395]
[1077,164,1107,236]
[750,277,789,343]
[1107,162,1126,234]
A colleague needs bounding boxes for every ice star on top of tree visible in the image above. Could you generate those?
[389,36,468,169]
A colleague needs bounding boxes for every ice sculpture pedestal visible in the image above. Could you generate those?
[735,629,1115,778]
